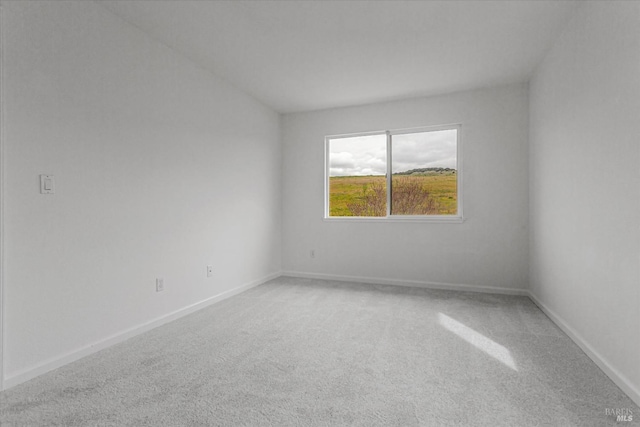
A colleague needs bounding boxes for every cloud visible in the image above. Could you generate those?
[329,129,457,176]
[329,134,387,176]
[392,129,457,171]
[330,152,356,172]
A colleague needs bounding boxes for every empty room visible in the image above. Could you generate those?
[0,0,638,425]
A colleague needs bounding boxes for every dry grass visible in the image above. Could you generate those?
[329,174,457,216]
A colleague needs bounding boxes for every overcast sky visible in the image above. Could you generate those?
[329,129,457,176]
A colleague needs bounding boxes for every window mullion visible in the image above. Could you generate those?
[386,131,392,217]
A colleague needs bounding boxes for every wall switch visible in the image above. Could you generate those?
[207,266,213,277]
[40,175,55,194]
[156,278,164,292]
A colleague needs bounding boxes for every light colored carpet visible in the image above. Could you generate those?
[0,276,637,426]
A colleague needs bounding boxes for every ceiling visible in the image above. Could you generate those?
[99,0,579,113]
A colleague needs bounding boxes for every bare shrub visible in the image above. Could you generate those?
[346,177,439,216]
[391,177,439,215]
[347,181,386,216]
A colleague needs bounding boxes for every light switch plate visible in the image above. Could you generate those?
[40,175,55,194]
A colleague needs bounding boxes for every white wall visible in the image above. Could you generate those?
[529,1,640,403]
[1,0,281,384]
[282,84,529,292]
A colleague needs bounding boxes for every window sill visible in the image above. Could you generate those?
[323,216,464,224]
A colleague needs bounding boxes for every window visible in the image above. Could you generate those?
[325,125,461,221]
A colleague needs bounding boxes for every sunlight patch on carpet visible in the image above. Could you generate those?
[438,313,518,371]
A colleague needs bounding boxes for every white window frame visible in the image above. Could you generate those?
[324,124,463,223]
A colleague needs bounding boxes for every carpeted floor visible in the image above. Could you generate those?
[0,276,637,426]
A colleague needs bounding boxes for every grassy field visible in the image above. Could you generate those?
[329,173,457,216]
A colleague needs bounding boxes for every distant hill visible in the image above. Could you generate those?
[393,167,456,176]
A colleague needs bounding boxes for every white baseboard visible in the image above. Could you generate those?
[2,271,281,391]
[527,291,640,407]
[281,270,529,296]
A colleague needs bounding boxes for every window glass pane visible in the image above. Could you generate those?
[328,134,387,217]
[391,129,457,215]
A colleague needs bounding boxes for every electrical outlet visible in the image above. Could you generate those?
[207,265,213,277]
[156,278,164,292]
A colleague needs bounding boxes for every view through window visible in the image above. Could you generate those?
[327,126,460,219]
